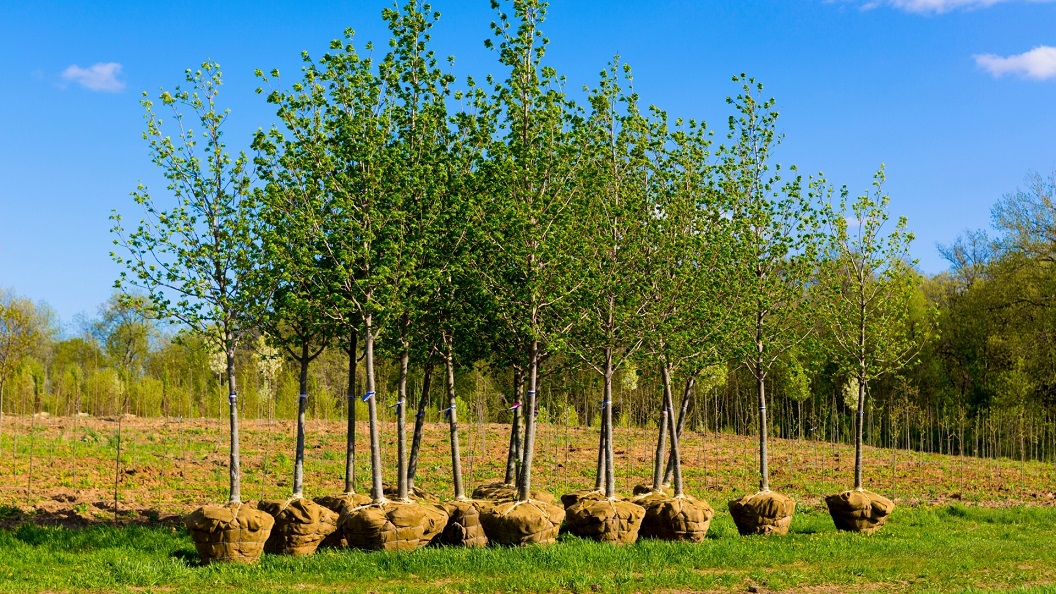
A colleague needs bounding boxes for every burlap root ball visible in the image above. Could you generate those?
[630,487,670,507]
[632,484,667,497]
[472,480,512,500]
[472,481,556,504]
[184,502,275,564]
[339,500,446,551]
[564,497,645,544]
[560,489,605,509]
[417,501,450,545]
[479,499,565,546]
[257,498,338,556]
[727,491,795,536]
[438,499,488,547]
[638,494,714,542]
[313,493,373,549]
[824,489,894,535]
[383,483,440,504]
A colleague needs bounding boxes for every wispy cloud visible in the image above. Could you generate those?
[860,0,1054,13]
[60,62,125,92]
[975,46,1056,80]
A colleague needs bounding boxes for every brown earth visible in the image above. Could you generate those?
[0,414,1052,529]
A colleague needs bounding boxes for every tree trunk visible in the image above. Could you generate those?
[602,347,616,500]
[516,340,540,502]
[344,325,357,494]
[444,337,466,500]
[854,370,866,490]
[663,373,695,486]
[504,366,523,485]
[396,334,411,502]
[661,363,684,497]
[407,361,434,491]
[757,364,770,493]
[293,345,309,498]
[651,404,668,492]
[226,348,242,504]
[364,317,384,503]
[594,416,608,492]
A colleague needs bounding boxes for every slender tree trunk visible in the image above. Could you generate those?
[293,345,309,499]
[396,336,410,502]
[504,366,523,485]
[226,347,242,504]
[651,404,668,492]
[364,317,384,503]
[444,337,465,500]
[661,363,684,497]
[407,361,434,491]
[854,371,867,490]
[603,347,616,500]
[516,340,540,502]
[594,416,608,492]
[756,364,770,492]
[663,373,696,486]
[344,326,357,494]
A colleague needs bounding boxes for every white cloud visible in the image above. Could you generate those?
[975,46,1056,80]
[860,0,1054,13]
[60,62,125,92]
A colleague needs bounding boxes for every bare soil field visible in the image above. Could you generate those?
[0,414,1052,527]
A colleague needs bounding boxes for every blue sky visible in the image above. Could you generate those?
[1,0,1054,325]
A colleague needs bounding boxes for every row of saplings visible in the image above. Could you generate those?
[183,372,893,563]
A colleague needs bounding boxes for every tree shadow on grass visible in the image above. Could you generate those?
[170,546,205,567]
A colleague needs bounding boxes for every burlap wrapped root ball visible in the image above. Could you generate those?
[560,489,605,509]
[824,489,894,534]
[313,493,372,549]
[630,486,669,507]
[728,491,795,536]
[257,498,338,556]
[438,499,488,547]
[339,500,448,551]
[479,499,565,546]
[383,483,440,504]
[638,495,714,542]
[472,481,512,500]
[632,484,667,497]
[564,497,645,544]
[472,481,556,504]
[184,502,275,564]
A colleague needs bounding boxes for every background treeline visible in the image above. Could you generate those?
[6,175,1056,468]
[3,3,1055,470]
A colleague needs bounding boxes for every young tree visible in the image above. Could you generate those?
[112,62,274,561]
[558,60,652,543]
[722,76,821,536]
[475,0,576,545]
[820,167,928,533]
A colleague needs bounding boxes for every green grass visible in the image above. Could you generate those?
[2,505,1055,593]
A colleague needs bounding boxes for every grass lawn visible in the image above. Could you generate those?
[2,504,1055,593]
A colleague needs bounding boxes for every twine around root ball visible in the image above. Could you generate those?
[564,497,646,544]
[560,489,606,510]
[313,493,373,549]
[479,499,565,546]
[824,489,894,535]
[638,494,714,542]
[472,481,556,505]
[727,491,795,536]
[339,500,448,551]
[439,499,489,547]
[184,502,275,565]
[257,497,338,556]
